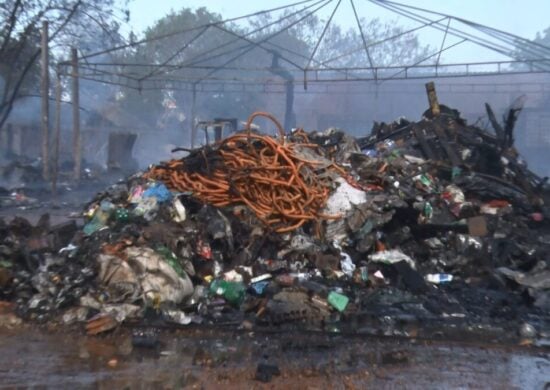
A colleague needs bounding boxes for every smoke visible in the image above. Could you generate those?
[101,71,550,177]
[4,69,550,178]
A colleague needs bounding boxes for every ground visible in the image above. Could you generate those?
[0,324,548,389]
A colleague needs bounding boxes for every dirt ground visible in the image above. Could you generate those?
[0,324,548,389]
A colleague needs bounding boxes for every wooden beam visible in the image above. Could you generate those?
[190,84,197,148]
[425,81,440,117]
[413,123,437,160]
[52,70,61,197]
[433,121,462,166]
[41,21,49,179]
[71,48,81,181]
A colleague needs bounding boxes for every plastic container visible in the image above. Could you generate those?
[327,291,349,312]
[425,273,453,284]
[83,200,114,235]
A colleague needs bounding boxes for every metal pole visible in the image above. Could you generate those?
[190,83,196,148]
[374,82,379,120]
[52,69,61,197]
[41,21,49,180]
[284,80,295,131]
[71,48,81,181]
[436,18,451,67]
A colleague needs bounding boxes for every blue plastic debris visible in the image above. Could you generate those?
[250,281,269,295]
[143,183,172,203]
[363,149,378,158]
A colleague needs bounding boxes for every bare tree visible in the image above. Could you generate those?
[0,0,129,129]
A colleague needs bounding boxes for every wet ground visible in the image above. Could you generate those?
[0,324,549,389]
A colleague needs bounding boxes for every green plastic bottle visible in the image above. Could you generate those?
[155,246,185,278]
[210,279,246,306]
[327,291,349,312]
[115,208,130,223]
[83,200,114,236]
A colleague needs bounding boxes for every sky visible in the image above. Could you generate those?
[123,0,550,64]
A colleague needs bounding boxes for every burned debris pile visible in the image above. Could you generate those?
[1,96,549,341]
[144,111,343,233]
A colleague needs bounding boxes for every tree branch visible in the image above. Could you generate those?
[0,0,23,55]
[0,1,83,129]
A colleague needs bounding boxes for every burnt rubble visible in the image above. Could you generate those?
[0,92,549,343]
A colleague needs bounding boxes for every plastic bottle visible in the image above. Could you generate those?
[115,208,129,222]
[327,291,349,312]
[425,273,453,284]
[209,279,245,306]
[83,200,114,235]
[155,246,185,277]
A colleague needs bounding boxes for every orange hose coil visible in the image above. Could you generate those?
[144,112,343,233]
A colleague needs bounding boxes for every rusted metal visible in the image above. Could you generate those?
[85,314,118,336]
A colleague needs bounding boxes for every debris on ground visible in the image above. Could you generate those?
[0,154,131,211]
[0,84,549,343]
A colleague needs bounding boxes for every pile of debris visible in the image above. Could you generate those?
[0,154,128,210]
[1,86,549,341]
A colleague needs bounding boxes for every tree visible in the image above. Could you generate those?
[115,7,258,129]
[248,12,432,68]
[115,6,431,133]
[512,27,550,71]
[0,0,129,129]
